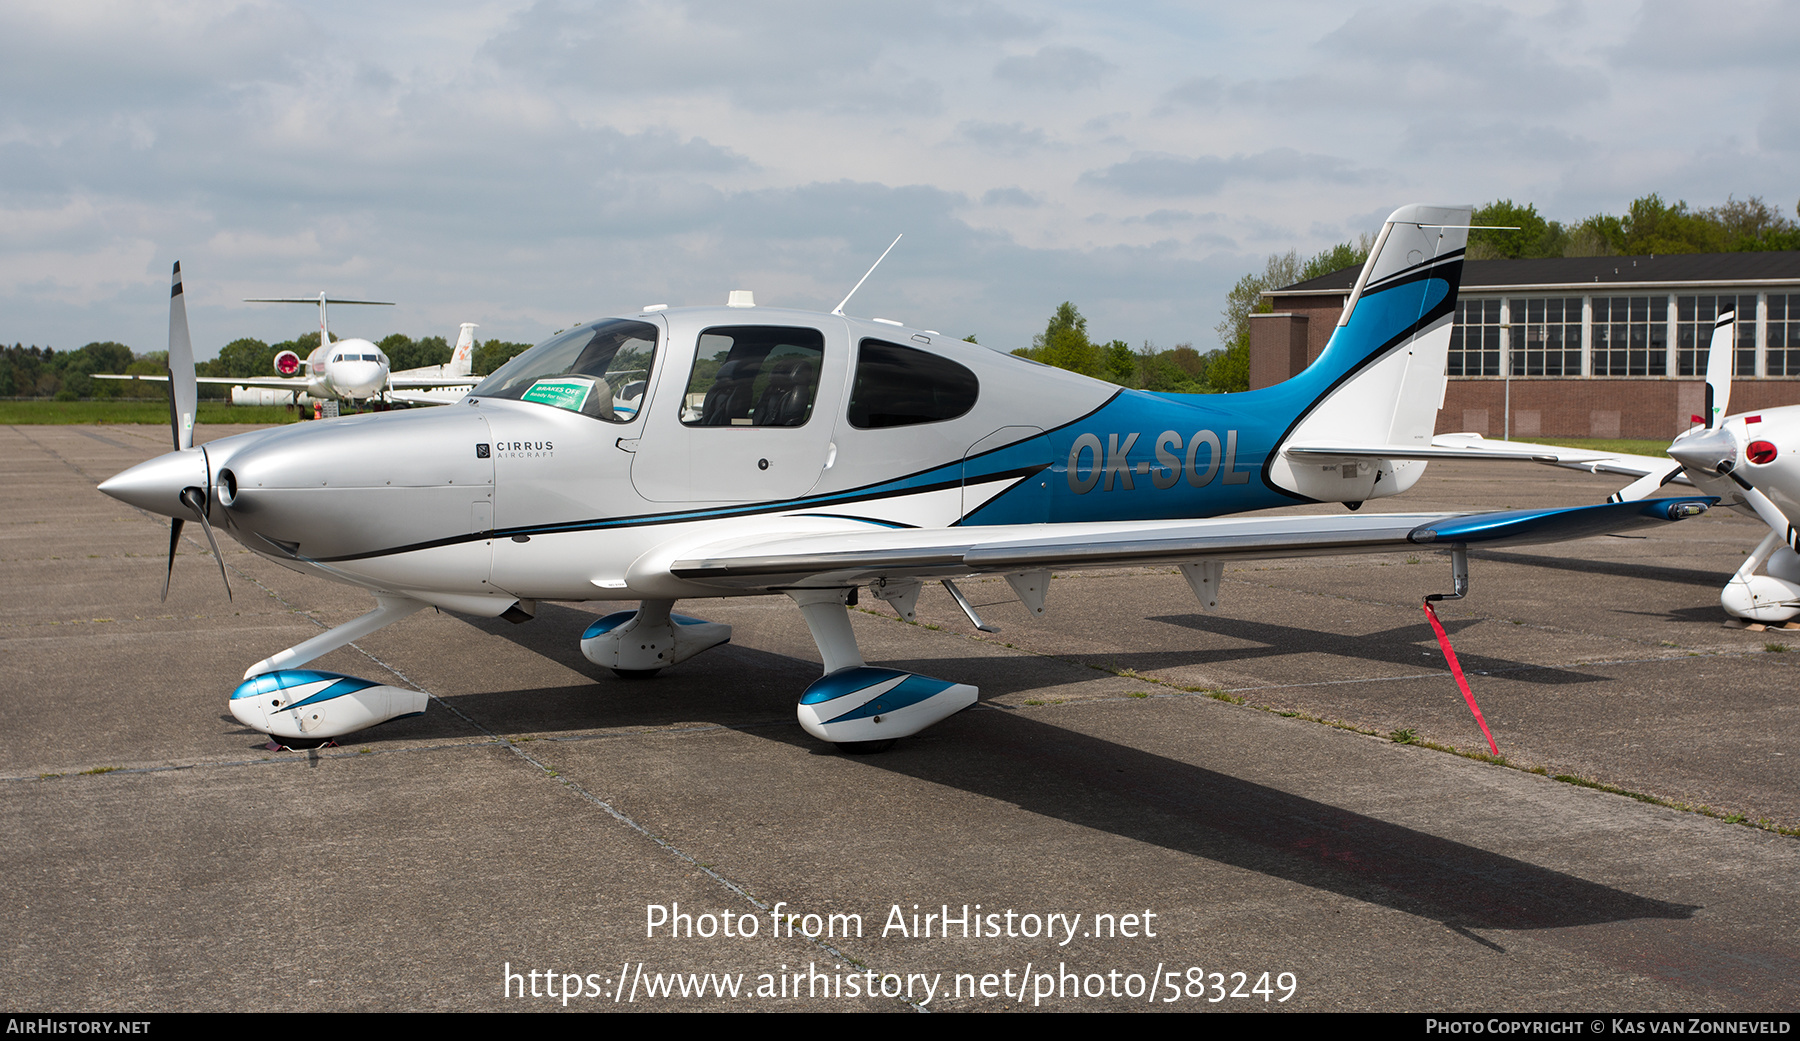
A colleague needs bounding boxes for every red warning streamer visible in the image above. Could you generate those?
[1422,600,1500,757]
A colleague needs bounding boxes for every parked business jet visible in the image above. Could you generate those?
[1432,311,1800,624]
[99,207,1713,750]
[97,292,483,406]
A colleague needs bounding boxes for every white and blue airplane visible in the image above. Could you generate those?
[98,206,1714,751]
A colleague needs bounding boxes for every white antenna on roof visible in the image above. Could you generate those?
[832,234,902,316]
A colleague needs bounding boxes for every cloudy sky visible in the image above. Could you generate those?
[6,0,1798,360]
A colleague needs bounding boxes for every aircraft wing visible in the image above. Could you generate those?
[1426,432,1685,483]
[95,373,311,390]
[662,498,1712,591]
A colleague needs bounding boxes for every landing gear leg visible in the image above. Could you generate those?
[231,593,432,743]
[787,589,977,752]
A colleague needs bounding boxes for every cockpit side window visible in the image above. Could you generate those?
[847,339,979,429]
[469,318,658,422]
[680,326,825,428]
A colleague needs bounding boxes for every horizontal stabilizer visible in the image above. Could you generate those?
[1286,441,1564,462]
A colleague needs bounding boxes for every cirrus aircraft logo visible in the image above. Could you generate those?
[481,439,555,460]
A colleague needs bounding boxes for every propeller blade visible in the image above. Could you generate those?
[178,487,232,601]
[168,262,198,451]
[161,517,184,602]
[1607,465,1685,503]
[1703,310,1735,429]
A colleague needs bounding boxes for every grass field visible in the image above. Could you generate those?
[1,399,306,425]
[1514,436,1670,457]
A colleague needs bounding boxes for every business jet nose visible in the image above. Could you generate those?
[1669,428,1739,475]
[98,448,209,518]
[327,359,386,400]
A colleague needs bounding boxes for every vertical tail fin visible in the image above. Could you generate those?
[1258,204,1470,500]
[451,323,478,377]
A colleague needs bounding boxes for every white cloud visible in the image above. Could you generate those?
[3,1,1797,357]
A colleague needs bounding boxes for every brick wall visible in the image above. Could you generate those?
[1437,379,1800,438]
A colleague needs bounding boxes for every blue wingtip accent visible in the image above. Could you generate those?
[1408,496,1718,547]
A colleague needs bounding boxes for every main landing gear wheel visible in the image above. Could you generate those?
[834,739,896,755]
[611,668,662,680]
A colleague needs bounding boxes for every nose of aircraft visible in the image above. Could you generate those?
[98,447,210,519]
[1669,427,1739,475]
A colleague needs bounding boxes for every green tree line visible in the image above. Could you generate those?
[1008,300,1260,395]
[0,332,535,400]
[1468,194,1800,260]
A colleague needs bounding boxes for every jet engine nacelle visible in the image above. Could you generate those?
[273,350,302,376]
[230,669,428,740]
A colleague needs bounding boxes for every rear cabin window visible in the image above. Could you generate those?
[681,326,825,427]
[847,339,978,429]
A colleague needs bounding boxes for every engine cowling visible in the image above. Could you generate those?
[273,350,301,376]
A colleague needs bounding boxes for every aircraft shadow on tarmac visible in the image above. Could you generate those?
[1143,612,1607,685]
[310,603,1700,940]
[1469,548,1731,589]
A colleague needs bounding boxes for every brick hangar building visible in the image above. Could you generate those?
[1250,252,1800,439]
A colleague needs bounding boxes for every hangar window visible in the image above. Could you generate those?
[1447,300,1501,376]
[1506,297,1582,377]
[1677,294,1759,376]
[681,326,825,427]
[847,339,978,429]
[470,318,658,422]
[1592,296,1668,376]
[1769,295,1800,377]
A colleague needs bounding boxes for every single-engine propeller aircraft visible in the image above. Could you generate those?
[97,292,484,406]
[1431,309,1800,625]
[100,206,1715,751]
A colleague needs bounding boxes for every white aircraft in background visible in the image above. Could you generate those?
[1429,311,1800,625]
[97,291,483,406]
[98,209,1713,751]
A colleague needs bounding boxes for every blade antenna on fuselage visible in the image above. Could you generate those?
[831,234,902,317]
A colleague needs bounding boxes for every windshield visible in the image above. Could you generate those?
[470,319,658,422]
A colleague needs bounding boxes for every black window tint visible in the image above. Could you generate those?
[681,326,825,428]
[848,339,978,429]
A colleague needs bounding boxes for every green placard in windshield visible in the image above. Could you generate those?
[521,377,594,412]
